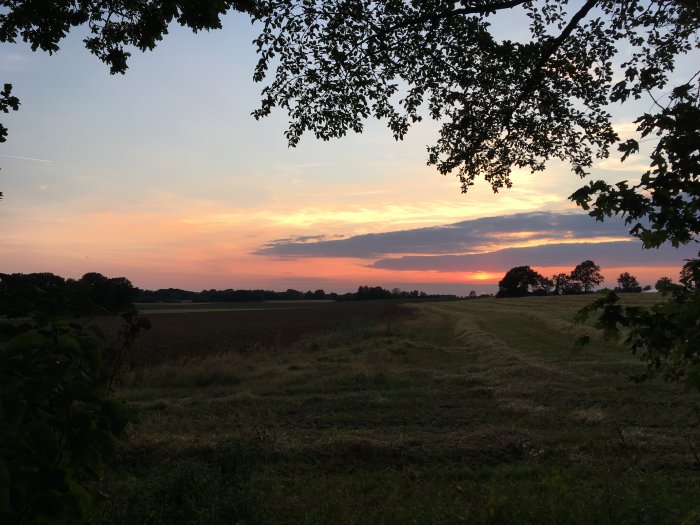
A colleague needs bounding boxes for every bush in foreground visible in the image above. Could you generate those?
[0,273,149,523]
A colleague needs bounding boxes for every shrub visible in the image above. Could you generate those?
[0,273,149,522]
[576,254,700,389]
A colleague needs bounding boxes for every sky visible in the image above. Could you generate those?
[1,7,698,294]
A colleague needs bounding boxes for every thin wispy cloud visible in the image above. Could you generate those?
[182,201,500,231]
[0,154,53,163]
[267,234,345,244]
[0,51,32,72]
[273,161,336,177]
[595,157,649,173]
[612,121,640,140]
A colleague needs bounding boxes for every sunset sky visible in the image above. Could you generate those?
[1,9,697,294]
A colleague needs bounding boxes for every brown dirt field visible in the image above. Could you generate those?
[104,301,412,368]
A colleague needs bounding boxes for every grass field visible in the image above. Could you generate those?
[98,295,700,524]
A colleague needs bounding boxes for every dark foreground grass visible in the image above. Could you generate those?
[97,296,700,524]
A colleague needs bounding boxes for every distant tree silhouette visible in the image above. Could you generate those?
[283,289,304,300]
[1,271,139,317]
[655,277,676,294]
[135,285,451,303]
[138,288,198,303]
[570,260,604,293]
[355,285,393,300]
[615,272,642,293]
[552,272,581,295]
[497,266,551,298]
[78,272,139,313]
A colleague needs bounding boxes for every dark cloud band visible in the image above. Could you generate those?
[370,241,698,272]
[254,211,631,258]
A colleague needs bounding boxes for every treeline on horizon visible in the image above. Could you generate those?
[139,284,464,303]
[0,272,461,312]
[0,271,138,316]
[3,262,674,314]
[495,260,659,298]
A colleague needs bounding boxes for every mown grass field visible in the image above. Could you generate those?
[99,295,700,524]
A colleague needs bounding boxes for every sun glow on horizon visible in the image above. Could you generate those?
[468,271,500,282]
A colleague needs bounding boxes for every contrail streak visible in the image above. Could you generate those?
[0,154,53,163]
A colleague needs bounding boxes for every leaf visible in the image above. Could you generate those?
[57,334,83,358]
[618,138,639,162]
[684,363,700,392]
[93,428,116,463]
[21,419,59,464]
[87,324,105,341]
[0,459,11,517]
[3,330,50,357]
[101,398,133,436]
[65,473,93,517]
[78,336,102,373]
[0,389,26,432]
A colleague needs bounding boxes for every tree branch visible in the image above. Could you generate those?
[382,0,530,34]
[503,0,600,130]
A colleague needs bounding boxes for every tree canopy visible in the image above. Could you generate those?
[570,260,604,293]
[252,0,699,248]
[0,271,139,316]
[654,276,676,293]
[2,1,699,246]
[498,260,608,297]
[0,0,254,74]
[615,271,642,293]
[496,265,551,297]
[551,272,581,295]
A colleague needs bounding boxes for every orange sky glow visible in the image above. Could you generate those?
[1,13,697,295]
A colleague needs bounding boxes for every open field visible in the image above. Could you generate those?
[99,294,700,524]
[133,298,454,314]
[134,300,336,314]
[121,301,414,367]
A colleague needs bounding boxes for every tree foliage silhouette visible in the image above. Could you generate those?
[570,260,604,293]
[0,0,254,74]
[252,0,700,247]
[577,255,700,390]
[497,266,551,297]
[0,272,150,522]
[655,276,676,293]
[2,1,699,242]
[551,272,581,295]
[615,272,642,293]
